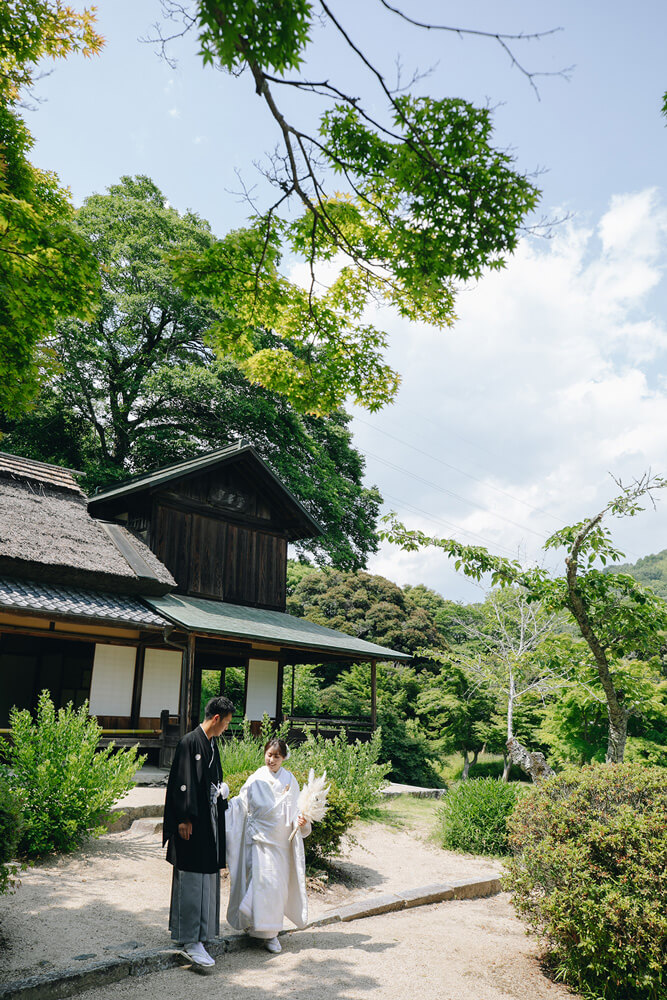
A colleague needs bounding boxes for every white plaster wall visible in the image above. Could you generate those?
[139,648,182,717]
[245,658,279,721]
[89,644,137,717]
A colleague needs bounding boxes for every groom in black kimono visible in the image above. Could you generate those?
[163,695,234,968]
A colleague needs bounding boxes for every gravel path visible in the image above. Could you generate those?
[0,804,578,1000]
[46,897,575,1000]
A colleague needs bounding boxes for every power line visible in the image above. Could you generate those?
[365,449,551,541]
[355,416,644,561]
[354,414,564,525]
[381,492,527,561]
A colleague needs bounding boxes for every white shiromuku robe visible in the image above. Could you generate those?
[226,766,310,938]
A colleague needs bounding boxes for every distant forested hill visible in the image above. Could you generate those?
[611,550,667,599]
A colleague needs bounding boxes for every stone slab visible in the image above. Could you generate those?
[395,883,456,907]
[336,893,405,921]
[449,877,502,899]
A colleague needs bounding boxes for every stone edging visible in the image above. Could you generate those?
[0,876,501,1000]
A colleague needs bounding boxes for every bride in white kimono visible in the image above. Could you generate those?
[225,738,311,953]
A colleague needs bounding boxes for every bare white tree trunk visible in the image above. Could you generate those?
[506,736,555,782]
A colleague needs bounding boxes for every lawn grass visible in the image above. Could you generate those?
[367,795,443,843]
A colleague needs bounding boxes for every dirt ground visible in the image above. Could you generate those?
[0,799,578,1000]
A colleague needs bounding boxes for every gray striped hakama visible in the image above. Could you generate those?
[169,869,220,944]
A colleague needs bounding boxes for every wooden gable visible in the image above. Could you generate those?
[88,445,322,611]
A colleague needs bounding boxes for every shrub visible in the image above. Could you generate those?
[289,728,390,816]
[224,768,358,867]
[504,763,667,1000]
[378,713,443,788]
[438,777,525,856]
[218,715,289,775]
[0,778,23,893]
[290,768,359,865]
[0,691,144,857]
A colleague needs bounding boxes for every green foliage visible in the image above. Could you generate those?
[287,566,445,656]
[377,713,443,788]
[218,716,290,776]
[444,755,530,783]
[290,729,390,817]
[438,778,525,856]
[290,768,359,865]
[383,476,667,762]
[0,2,102,416]
[2,177,382,569]
[504,764,667,1000]
[0,777,23,893]
[609,547,667,600]
[283,663,322,717]
[416,661,498,762]
[537,641,667,767]
[159,4,541,414]
[0,691,143,857]
[197,0,312,74]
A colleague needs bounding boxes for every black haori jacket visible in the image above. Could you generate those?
[163,726,227,873]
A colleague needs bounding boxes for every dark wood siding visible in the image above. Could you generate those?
[152,503,287,609]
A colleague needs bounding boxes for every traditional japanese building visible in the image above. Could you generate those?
[0,446,409,762]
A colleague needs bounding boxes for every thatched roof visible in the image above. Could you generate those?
[0,451,83,493]
[0,460,175,596]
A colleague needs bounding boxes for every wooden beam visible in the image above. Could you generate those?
[186,633,197,732]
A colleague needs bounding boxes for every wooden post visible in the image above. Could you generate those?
[291,663,296,717]
[275,659,284,721]
[370,659,377,730]
[180,633,196,735]
[130,645,145,729]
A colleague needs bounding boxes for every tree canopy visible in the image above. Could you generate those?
[1,175,382,568]
[0,1,103,416]
[156,1,544,413]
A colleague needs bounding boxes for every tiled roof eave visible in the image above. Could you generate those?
[0,578,170,631]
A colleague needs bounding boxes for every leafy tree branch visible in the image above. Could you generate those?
[381,474,667,762]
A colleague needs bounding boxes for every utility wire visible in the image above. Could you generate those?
[355,414,564,525]
[381,492,527,561]
[366,449,551,540]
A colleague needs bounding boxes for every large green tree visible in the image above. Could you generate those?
[157,2,544,413]
[286,565,445,661]
[1,175,381,568]
[0,1,103,416]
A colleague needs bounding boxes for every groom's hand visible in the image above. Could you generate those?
[178,821,193,840]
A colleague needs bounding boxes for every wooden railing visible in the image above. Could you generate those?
[285,715,374,743]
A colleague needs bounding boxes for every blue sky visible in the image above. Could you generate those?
[26,1,667,601]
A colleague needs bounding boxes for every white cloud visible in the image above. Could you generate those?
[168,107,181,119]
[349,188,667,598]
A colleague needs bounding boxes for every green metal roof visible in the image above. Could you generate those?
[143,593,412,662]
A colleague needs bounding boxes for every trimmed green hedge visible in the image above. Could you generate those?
[504,763,667,1000]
